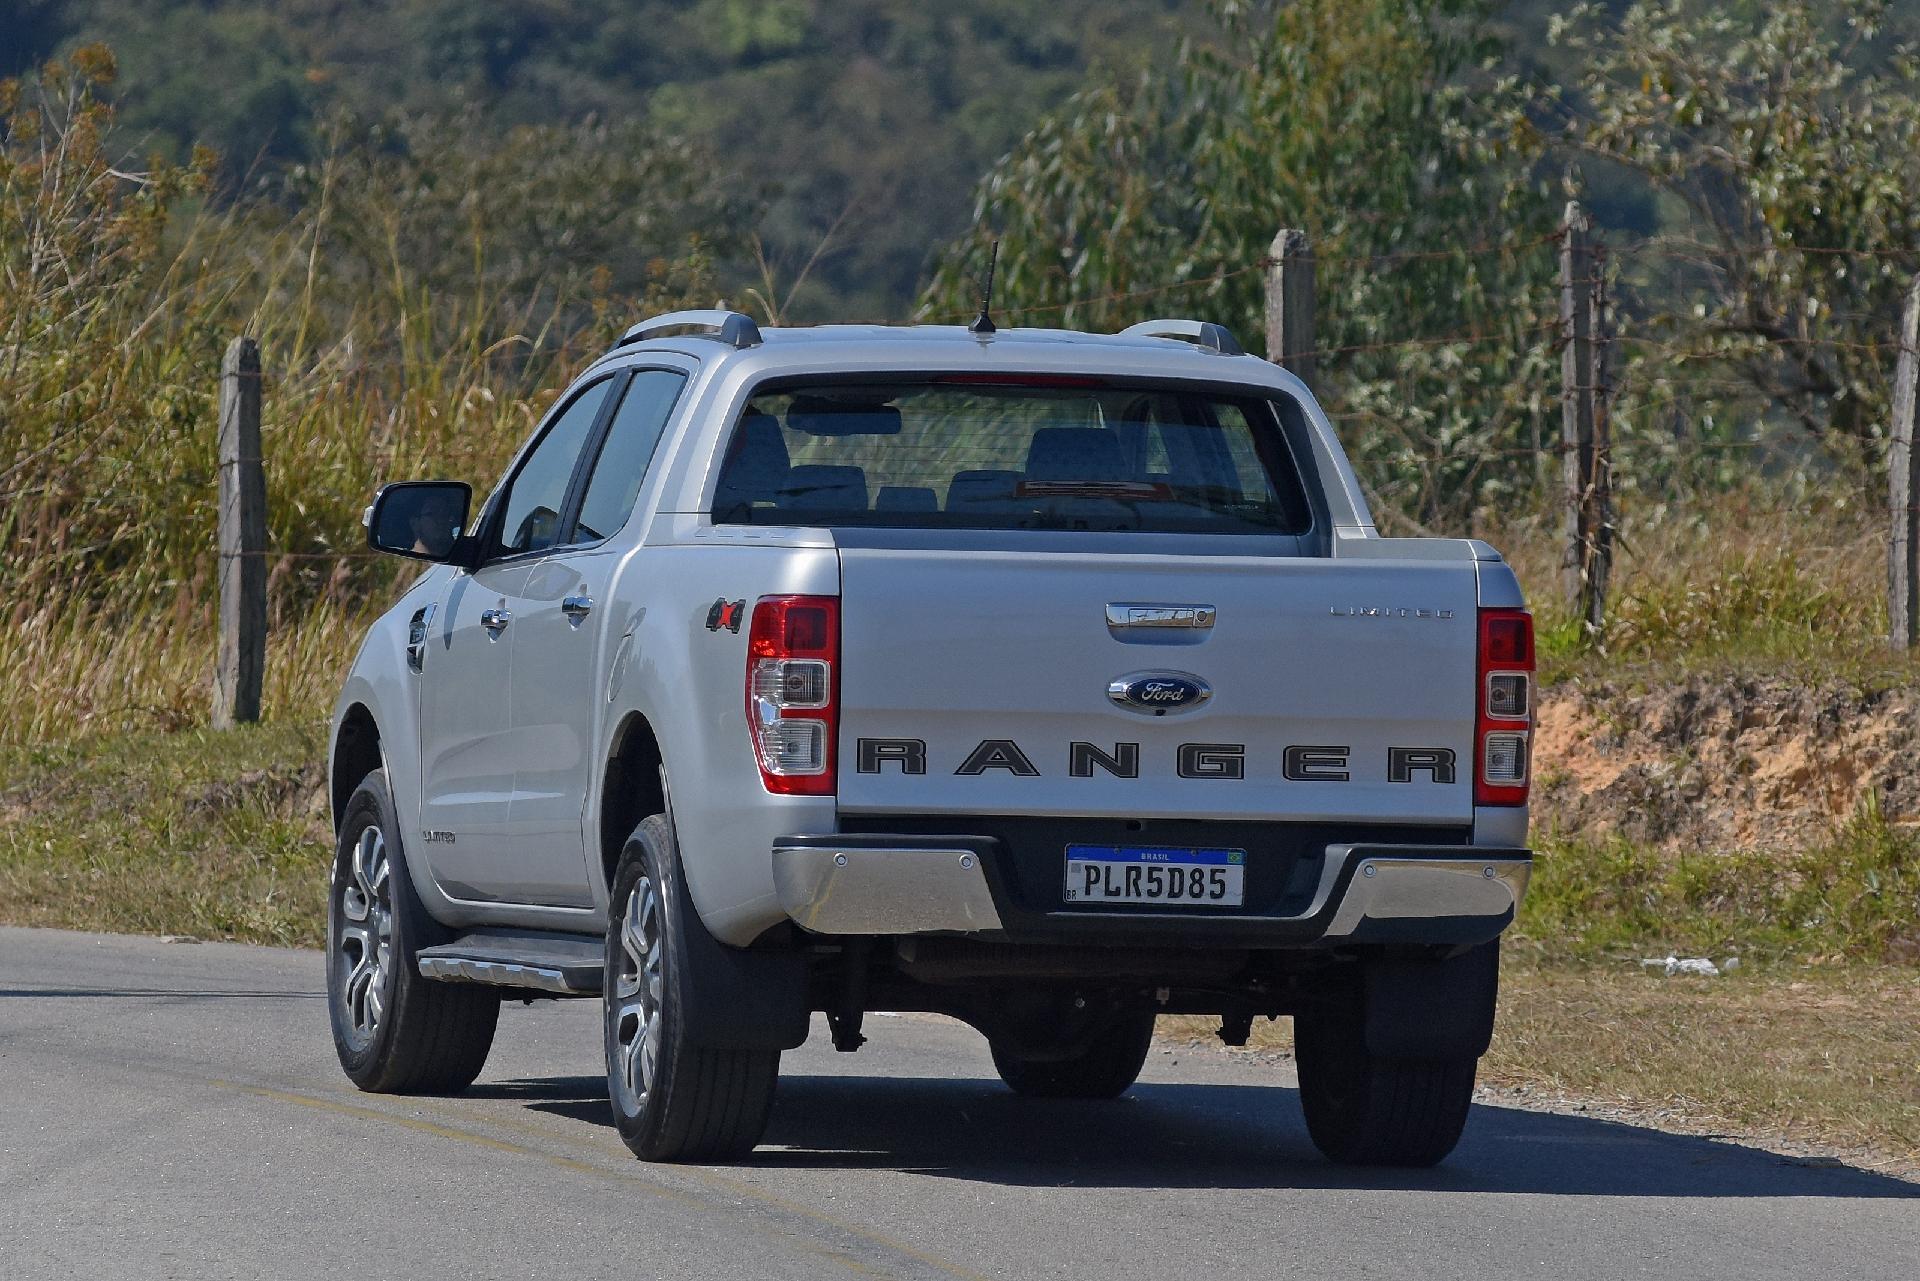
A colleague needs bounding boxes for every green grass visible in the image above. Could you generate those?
[1518,797,1920,967]
[0,721,332,947]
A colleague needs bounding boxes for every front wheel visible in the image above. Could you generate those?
[604,813,779,1161]
[327,770,499,1093]
[1294,1008,1476,1167]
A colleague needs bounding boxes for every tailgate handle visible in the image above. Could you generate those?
[1105,603,1215,630]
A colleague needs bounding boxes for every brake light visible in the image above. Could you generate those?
[746,595,839,795]
[1475,608,1534,806]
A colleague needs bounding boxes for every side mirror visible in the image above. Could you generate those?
[365,481,473,563]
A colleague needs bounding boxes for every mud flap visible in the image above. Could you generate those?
[669,858,810,1051]
[1363,940,1500,1061]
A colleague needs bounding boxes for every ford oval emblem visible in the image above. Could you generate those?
[1108,671,1212,716]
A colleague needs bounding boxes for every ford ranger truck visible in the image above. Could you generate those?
[327,310,1533,1168]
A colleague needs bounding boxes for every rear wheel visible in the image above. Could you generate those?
[989,1010,1156,1100]
[327,770,499,1093]
[604,813,780,1161]
[1294,1007,1476,1167]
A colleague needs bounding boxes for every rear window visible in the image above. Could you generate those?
[711,380,1313,534]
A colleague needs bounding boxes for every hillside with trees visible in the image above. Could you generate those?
[0,0,1199,318]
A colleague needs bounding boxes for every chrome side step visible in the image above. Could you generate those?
[415,930,603,996]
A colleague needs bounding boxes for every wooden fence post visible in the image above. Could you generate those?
[214,335,266,728]
[1265,228,1315,392]
[1560,201,1611,635]
[1890,273,1920,648]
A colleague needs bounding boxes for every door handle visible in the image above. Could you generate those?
[480,607,512,633]
[561,594,594,620]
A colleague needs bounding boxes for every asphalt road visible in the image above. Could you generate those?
[2,927,1915,1281]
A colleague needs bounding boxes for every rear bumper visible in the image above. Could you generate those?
[771,834,1530,948]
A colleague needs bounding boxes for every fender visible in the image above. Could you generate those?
[329,575,437,918]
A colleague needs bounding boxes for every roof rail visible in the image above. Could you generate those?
[1117,318,1245,357]
[616,309,764,351]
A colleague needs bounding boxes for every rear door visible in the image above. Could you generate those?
[417,372,617,905]
[506,365,692,900]
[835,545,1478,825]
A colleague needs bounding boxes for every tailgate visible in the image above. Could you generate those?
[836,547,1479,825]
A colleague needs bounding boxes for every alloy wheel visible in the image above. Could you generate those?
[611,875,664,1114]
[336,825,393,1048]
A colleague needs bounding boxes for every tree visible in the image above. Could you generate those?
[923,0,1560,526]
[1540,0,1920,474]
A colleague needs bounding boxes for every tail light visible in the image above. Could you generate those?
[1475,608,1533,806]
[746,596,838,795]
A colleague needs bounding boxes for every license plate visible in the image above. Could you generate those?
[1062,845,1246,907]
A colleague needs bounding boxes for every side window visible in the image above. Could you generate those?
[494,378,614,557]
[574,370,688,543]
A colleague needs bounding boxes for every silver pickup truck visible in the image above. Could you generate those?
[327,310,1534,1167]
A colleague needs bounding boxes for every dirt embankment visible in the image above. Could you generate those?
[1534,677,1920,852]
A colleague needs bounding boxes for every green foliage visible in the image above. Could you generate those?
[924,0,1562,525]
[14,0,1199,320]
[0,49,741,683]
[0,46,223,606]
[1522,794,1920,964]
[1540,0,1920,470]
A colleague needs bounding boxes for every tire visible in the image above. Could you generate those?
[990,1011,1156,1100]
[1294,1006,1476,1167]
[604,813,779,1161]
[327,769,499,1093]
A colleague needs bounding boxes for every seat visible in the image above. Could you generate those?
[778,465,870,513]
[1025,428,1129,483]
[945,469,1022,513]
[874,486,938,513]
[713,411,791,520]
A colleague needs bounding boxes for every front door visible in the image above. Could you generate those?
[415,561,529,900]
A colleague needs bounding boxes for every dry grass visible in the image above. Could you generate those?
[1487,490,1894,681]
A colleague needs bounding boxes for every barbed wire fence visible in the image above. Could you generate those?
[182,211,1920,719]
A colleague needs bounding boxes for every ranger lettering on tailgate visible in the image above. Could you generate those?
[854,737,1457,782]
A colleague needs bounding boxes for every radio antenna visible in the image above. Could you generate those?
[967,238,1000,336]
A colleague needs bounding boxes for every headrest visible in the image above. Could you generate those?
[729,411,791,474]
[713,411,792,518]
[945,469,1021,512]
[1025,428,1128,483]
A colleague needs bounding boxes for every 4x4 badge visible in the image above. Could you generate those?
[705,598,746,633]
